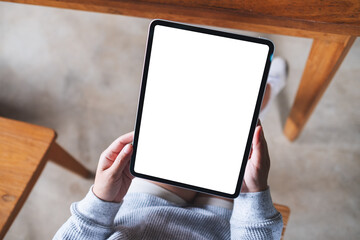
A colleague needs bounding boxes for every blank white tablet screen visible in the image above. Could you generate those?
[135,25,269,195]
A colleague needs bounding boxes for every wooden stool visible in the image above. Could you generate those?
[274,203,291,240]
[0,117,93,239]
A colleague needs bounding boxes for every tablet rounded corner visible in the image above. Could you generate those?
[224,187,240,199]
[258,37,275,58]
[149,19,164,31]
[264,40,275,59]
[268,41,275,58]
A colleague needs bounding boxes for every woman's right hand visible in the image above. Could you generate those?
[241,122,270,193]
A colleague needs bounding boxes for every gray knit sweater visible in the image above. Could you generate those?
[54,188,282,239]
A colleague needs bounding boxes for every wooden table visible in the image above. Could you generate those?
[2,0,359,141]
[0,117,92,239]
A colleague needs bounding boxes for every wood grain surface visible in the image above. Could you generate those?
[274,203,290,240]
[2,0,360,37]
[284,35,356,140]
[0,117,56,239]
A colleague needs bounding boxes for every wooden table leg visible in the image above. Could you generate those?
[284,35,356,141]
[47,142,94,178]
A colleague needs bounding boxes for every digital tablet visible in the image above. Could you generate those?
[130,20,274,198]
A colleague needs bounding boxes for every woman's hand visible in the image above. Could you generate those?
[241,122,270,193]
[93,132,134,202]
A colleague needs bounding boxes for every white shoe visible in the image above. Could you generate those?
[259,57,288,120]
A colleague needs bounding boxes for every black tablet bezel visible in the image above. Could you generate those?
[130,19,274,198]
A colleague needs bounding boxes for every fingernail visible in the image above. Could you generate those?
[124,144,132,154]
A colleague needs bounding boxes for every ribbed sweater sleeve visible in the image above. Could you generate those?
[230,188,283,240]
[53,186,121,240]
[54,186,283,239]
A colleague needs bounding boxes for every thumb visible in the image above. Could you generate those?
[108,144,133,177]
[250,124,270,171]
[250,125,263,163]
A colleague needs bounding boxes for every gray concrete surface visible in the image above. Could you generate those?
[1,2,359,239]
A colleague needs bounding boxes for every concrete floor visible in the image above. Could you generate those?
[1,2,359,239]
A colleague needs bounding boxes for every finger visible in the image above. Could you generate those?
[251,125,270,168]
[252,125,262,148]
[256,124,268,153]
[259,127,270,162]
[248,121,262,159]
[98,132,134,170]
[249,125,262,163]
[108,143,133,176]
[106,132,134,158]
[100,131,134,161]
